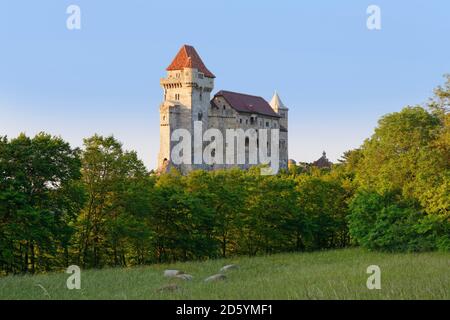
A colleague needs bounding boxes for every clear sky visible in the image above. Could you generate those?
[1,0,449,170]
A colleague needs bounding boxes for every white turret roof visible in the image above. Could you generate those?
[270,91,288,110]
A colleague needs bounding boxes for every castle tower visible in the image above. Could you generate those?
[158,45,215,173]
[270,92,289,169]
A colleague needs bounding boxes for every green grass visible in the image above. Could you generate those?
[0,248,449,300]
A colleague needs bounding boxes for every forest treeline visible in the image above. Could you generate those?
[0,76,449,275]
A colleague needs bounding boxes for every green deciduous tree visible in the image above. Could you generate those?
[0,133,83,274]
[348,76,450,252]
[75,135,151,268]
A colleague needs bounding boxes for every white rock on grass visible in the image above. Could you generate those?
[176,274,193,281]
[164,269,184,277]
[204,274,227,282]
[220,264,239,272]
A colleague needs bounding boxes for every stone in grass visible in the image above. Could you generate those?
[220,264,239,272]
[157,283,180,292]
[164,269,184,277]
[204,274,227,282]
[175,274,193,281]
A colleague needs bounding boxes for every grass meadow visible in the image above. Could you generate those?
[0,248,448,300]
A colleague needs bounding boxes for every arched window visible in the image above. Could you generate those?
[198,111,203,121]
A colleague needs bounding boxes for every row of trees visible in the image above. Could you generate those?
[0,76,448,275]
[0,133,350,274]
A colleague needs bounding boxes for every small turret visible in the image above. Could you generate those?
[270,91,287,112]
[270,91,289,169]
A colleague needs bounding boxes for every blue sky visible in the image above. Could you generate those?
[1,0,449,170]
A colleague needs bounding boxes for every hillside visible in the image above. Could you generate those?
[0,248,448,300]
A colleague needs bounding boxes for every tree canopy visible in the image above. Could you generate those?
[0,76,449,275]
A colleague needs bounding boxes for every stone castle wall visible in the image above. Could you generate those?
[158,65,288,174]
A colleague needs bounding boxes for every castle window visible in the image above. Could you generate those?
[266,121,269,127]
[245,119,248,125]
[250,117,255,125]
[245,137,249,148]
[223,105,226,110]
[198,111,203,121]
[200,92,203,101]
[240,119,242,124]
[175,93,180,100]
[198,73,204,79]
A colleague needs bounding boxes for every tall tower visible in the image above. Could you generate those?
[270,92,289,169]
[158,45,215,173]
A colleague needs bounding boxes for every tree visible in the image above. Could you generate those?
[75,135,150,268]
[356,106,441,196]
[238,168,299,255]
[208,169,244,258]
[349,76,450,251]
[348,190,434,252]
[0,133,83,274]
[295,175,349,250]
[428,74,450,118]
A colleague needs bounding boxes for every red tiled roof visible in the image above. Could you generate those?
[213,90,280,118]
[166,45,215,78]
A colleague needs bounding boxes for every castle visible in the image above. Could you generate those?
[158,45,289,174]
